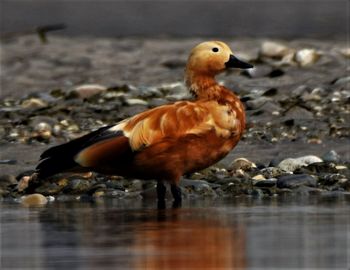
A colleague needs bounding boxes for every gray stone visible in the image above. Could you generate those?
[278,155,323,172]
[277,174,317,189]
[64,179,92,194]
[322,150,341,162]
[246,97,271,110]
[180,179,217,197]
[334,76,350,86]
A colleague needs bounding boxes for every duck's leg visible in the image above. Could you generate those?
[156,181,166,201]
[171,184,182,206]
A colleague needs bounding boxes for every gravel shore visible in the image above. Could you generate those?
[1,35,349,202]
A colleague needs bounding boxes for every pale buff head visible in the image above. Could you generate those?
[185,41,253,76]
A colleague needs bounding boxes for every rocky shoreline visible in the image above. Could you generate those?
[0,35,349,204]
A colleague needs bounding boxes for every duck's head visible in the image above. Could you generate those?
[186,41,253,76]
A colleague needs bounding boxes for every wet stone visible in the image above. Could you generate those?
[319,173,347,186]
[277,174,317,189]
[181,179,217,197]
[301,162,338,174]
[63,179,92,194]
[21,193,48,206]
[35,182,63,195]
[254,178,277,187]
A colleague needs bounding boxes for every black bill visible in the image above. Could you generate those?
[225,54,253,69]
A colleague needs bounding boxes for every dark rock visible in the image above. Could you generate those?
[105,180,125,190]
[283,106,314,120]
[301,162,338,174]
[0,159,17,165]
[63,179,92,194]
[180,179,217,197]
[162,58,186,69]
[35,182,63,195]
[277,174,317,189]
[87,183,107,195]
[254,178,277,187]
[251,188,265,197]
[319,173,347,186]
[262,88,278,96]
[268,69,285,78]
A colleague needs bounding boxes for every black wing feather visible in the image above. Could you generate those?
[36,125,123,178]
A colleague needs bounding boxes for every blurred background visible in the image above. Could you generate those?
[1,0,348,39]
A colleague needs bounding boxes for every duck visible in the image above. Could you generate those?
[36,41,253,203]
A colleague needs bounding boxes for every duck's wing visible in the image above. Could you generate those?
[37,100,238,177]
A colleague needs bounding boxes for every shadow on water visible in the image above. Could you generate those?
[1,196,349,269]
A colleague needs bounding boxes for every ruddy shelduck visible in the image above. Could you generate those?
[36,41,253,203]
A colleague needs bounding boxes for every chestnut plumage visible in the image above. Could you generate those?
[36,41,253,203]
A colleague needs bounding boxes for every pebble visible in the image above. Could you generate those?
[181,179,217,197]
[335,165,347,171]
[339,48,350,58]
[295,49,320,66]
[278,155,323,172]
[125,98,148,106]
[229,158,257,172]
[260,41,293,58]
[17,176,32,192]
[21,98,48,109]
[73,84,107,99]
[261,167,286,178]
[33,122,52,140]
[64,179,92,194]
[252,174,266,181]
[277,174,317,189]
[334,76,350,86]
[322,150,340,162]
[21,194,48,206]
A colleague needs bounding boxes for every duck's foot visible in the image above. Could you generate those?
[171,184,182,207]
[157,181,166,201]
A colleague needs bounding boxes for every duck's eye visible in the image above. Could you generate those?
[212,47,219,53]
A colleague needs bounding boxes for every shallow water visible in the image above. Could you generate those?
[1,196,349,270]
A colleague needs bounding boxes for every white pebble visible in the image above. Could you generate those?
[295,49,320,66]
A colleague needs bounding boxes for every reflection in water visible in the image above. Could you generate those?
[132,212,246,269]
[1,197,349,269]
[38,202,246,269]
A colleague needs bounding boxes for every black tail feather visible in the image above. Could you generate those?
[36,125,115,179]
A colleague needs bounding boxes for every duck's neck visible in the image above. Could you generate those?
[185,71,223,100]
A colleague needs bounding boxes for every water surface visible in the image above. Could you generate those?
[1,196,349,269]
